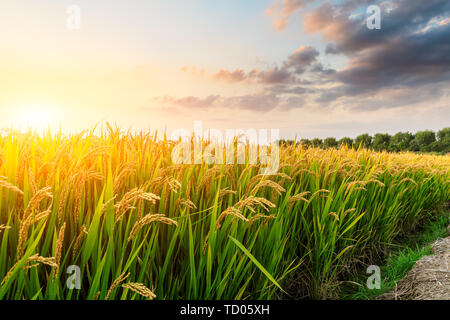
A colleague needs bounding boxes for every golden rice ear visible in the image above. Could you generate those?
[247,214,275,228]
[0,177,24,195]
[216,207,248,230]
[57,183,69,225]
[218,187,237,198]
[106,272,130,300]
[122,282,156,300]
[0,224,11,233]
[23,186,53,220]
[288,191,311,208]
[113,162,137,194]
[127,214,177,242]
[114,188,161,223]
[17,208,51,259]
[92,292,101,301]
[250,179,286,196]
[72,225,88,260]
[52,223,66,280]
[24,254,58,269]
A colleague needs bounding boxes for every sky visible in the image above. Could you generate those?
[0,0,449,139]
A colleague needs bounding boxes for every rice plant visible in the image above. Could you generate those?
[0,127,448,300]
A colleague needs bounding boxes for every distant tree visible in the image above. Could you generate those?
[286,127,448,153]
[436,127,450,153]
[338,137,353,148]
[437,127,450,142]
[389,132,414,152]
[354,134,372,149]
[299,139,311,147]
[409,138,420,152]
[311,138,323,148]
[323,137,338,149]
[430,141,443,153]
[372,133,391,151]
[283,140,296,146]
[415,130,436,152]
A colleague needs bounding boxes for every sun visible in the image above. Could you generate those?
[16,104,56,131]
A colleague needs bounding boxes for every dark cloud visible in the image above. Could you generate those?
[211,66,295,85]
[155,93,283,112]
[335,25,450,91]
[227,93,281,112]
[310,62,336,75]
[315,81,449,112]
[267,84,315,95]
[302,0,450,104]
[325,43,339,55]
[169,1,450,113]
[278,96,305,111]
[254,67,294,84]
[211,46,320,86]
[283,46,320,73]
[307,0,450,55]
[154,90,313,113]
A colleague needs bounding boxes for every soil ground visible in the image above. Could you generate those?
[379,229,450,300]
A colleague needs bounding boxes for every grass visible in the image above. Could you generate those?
[0,126,448,300]
[343,210,450,300]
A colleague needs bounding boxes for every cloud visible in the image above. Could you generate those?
[283,46,320,73]
[210,46,321,86]
[155,94,220,109]
[212,69,247,83]
[266,0,312,31]
[227,93,281,112]
[334,25,450,91]
[268,84,315,95]
[314,80,450,112]
[278,96,306,111]
[180,65,206,76]
[254,67,294,84]
[302,0,450,104]
[170,1,450,114]
[154,91,311,113]
[305,0,450,55]
[310,62,336,75]
[211,66,295,85]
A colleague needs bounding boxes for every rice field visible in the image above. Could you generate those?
[0,127,448,300]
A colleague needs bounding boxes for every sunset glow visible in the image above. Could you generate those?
[14,103,57,131]
[0,1,448,139]
[0,0,448,304]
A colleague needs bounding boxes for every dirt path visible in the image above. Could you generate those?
[380,231,450,300]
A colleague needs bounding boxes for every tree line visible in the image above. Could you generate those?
[279,127,450,154]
